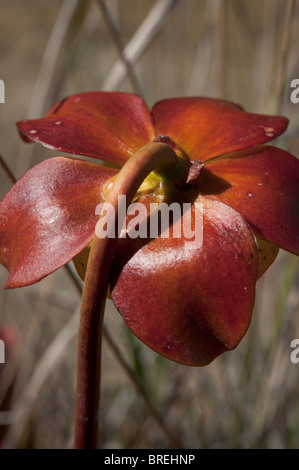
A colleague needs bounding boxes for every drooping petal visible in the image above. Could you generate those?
[152,97,288,162]
[201,145,299,255]
[110,195,259,366]
[16,92,155,166]
[0,157,118,288]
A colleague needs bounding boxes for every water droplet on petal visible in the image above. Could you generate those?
[248,192,254,197]
[29,129,38,134]
[54,120,62,126]
[263,127,275,138]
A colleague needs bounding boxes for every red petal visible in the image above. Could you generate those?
[0,157,118,288]
[202,145,299,255]
[152,97,288,162]
[110,195,258,366]
[17,92,155,166]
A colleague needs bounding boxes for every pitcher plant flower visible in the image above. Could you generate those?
[0,91,299,369]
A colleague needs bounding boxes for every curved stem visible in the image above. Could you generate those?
[74,142,178,449]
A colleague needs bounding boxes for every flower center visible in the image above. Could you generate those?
[103,171,163,202]
[103,137,204,202]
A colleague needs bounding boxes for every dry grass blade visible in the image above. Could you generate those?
[25,0,81,119]
[252,0,278,112]
[103,326,183,448]
[0,343,21,410]
[102,0,178,91]
[247,255,298,444]
[8,276,56,412]
[14,0,81,178]
[188,0,222,95]
[96,0,144,96]
[0,153,16,185]
[276,0,296,114]
[2,307,79,449]
[215,0,227,99]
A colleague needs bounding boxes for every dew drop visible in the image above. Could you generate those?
[263,127,275,138]
[248,192,254,197]
[29,129,38,134]
[54,120,62,126]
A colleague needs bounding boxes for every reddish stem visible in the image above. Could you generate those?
[74,142,179,449]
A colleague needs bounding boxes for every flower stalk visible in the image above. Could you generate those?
[74,141,178,449]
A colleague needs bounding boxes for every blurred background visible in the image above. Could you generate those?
[0,0,299,449]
